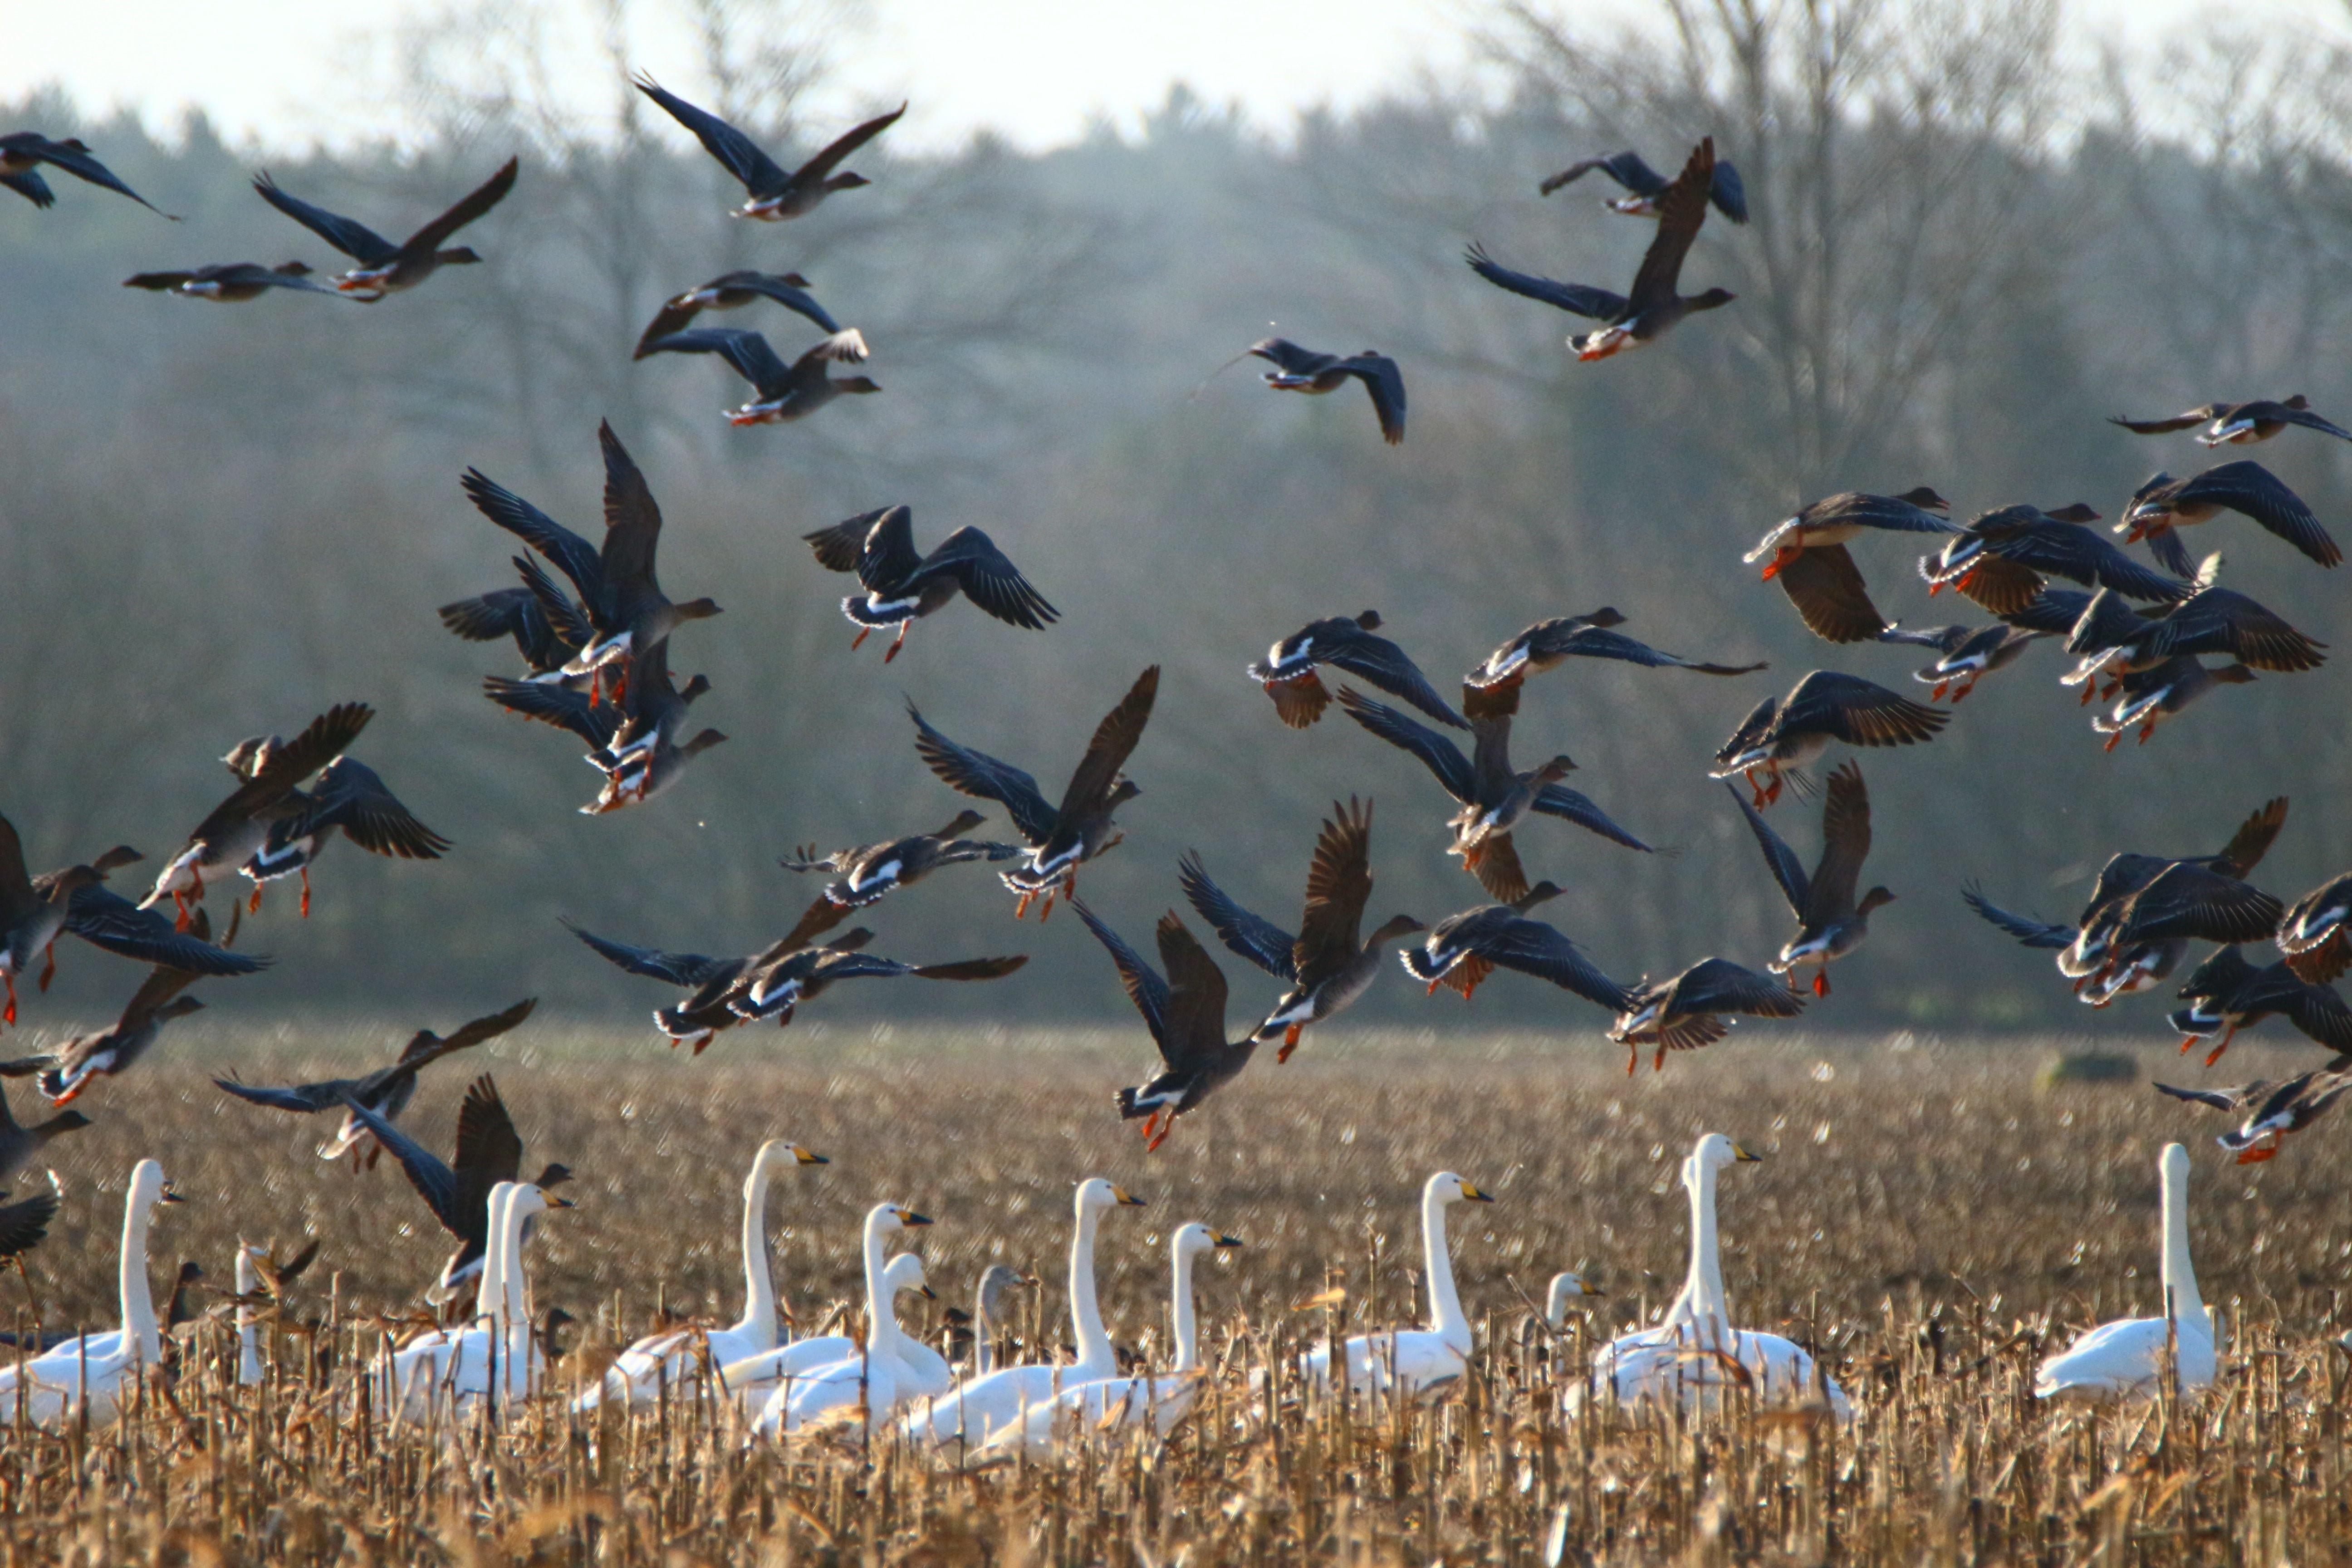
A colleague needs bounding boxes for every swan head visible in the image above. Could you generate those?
[1172,1221,1245,1260]
[1544,1271,1604,1325]
[869,1201,934,1237]
[975,1263,1034,1320]
[1690,1133,1763,1176]
[1076,1177,1146,1215]
[1426,1171,1494,1206]
[127,1159,187,1211]
[883,1252,936,1301]
[508,1182,575,1222]
[750,1138,828,1186]
[2161,1141,2190,1189]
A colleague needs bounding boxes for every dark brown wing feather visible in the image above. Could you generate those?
[1625,138,1713,313]
[1953,557,2048,617]
[1804,763,1871,925]
[1294,799,1374,982]
[1776,545,1888,642]
[1154,914,1233,1070]
[1051,666,1159,823]
[1466,832,1532,905]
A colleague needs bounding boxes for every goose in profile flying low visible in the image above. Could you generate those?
[2118,461,2338,573]
[1072,900,1256,1151]
[1607,958,1804,1075]
[123,261,342,301]
[1247,611,1465,730]
[1243,339,1406,444]
[632,77,905,220]
[639,327,879,426]
[1727,762,1892,996]
[253,157,518,298]
[803,505,1057,661]
[1468,138,1734,360]
[633,271,865,361]
[2112,396,2352,447]
[1744,488,1956,643]
[2,132,173,216]
[1465,608,1763,690]
[1708,671,1945,808]
[2156,1056,2352,1162]
[1540,147,1748,222]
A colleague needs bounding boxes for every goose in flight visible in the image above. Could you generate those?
[2063,585,2325,708]
[1178,799,1424,1060]
[0,1084,86,1185]
[634,270,865,361]
[1709,671,1945,808]
[1540,147,1748,222]
[640,327,881,426]
[2156,1056,2352,1162]
[633,77,904,220]
[1918,504,2192,615]
[8,919,246,1104]
[803,505,1058,662]
[1876,620,2055,702]
[1465,609,1763,690]
[1072,900,1257,1150]
[226,749,449,916]
[213,998,536,1169]
[910,666,1159,918]
[1744,488,1956,643]
[2,132,173,216]
[1467,139,1734,360]
[1727,762,1892,996]
[2119,461,2338,573]
[1398,882,1630,1012]
[123,260,342,301]
[562,905,842,1052]
[2112,396,2352,447]
[1608,958,1805,1074]
[780,810,1026,915]
[2165,946,2352,1066]
[1247,611,1465,730]
[253,157,517,298]
[2278,870,2352,985]
[1243,339,1406,444]
[438,553,590,683]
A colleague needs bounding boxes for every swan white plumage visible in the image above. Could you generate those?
[982,1220,1241,1456]
[235,1241,266,1386]
[750,1201,933,1437]
[575,1138,826,1410]
[386,1180,572,1416]
[1544,1270,1605,1327]
[2035,1142,2216,1401]
[716,1252,934,1407]
[904,1176,1145,1449]
[1299,1171,1492,1401]
[1578,1134,1852,1419]
[0,1158,183,1425]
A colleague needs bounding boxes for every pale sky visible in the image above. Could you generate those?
[3,0,2343,156]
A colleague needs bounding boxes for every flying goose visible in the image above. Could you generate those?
[5,919,234,1104]
[2278,871,2352,985]
[0,1085,88,1184]
[1919,504,2192,616]
[2113,396,2352,447]
[214,998,536,1169]
[1247,611,1465,730]
[438,554,590,681]
[122,261,342,301]
[779,810,1026,912]
[803,505,1058,661]
[230,751,449,916]
[1607,958,1804,1074]
[1397,881,1630,1011]
[1875,621,2053,702]
[639,327,880,426]
[253,158,517,298]
[632,78,904,220]
[1467,139,1734,360]
[2165,946,2352,1065]
[1465,609,1763,689]
[1243,339,1406,444]
[1177,799,1425,1059]
[1540,147,1748,222]
[1728,762,1891,996]
[1,133,172,215]
[633,270,865,360]
[909,666,1159,918]
[2119,461,2338,573]
[2156,1056,2352,1162]
[1744,488,1957,643]
[1709,671,1945,808]
[1071,900,1255,1151]
[2089,656,2258,751]
[2063,585,2326,701]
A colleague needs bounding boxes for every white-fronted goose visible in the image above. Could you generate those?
[910,666,1159,918]
[1919,504,2192,615]
[7,921,229,1104]
[1540,147,1747,221]
[1729,761,1891,996]
[633,78,903,220]
[1709,671,1945,808]
[1467,139,1734,359]
[780,809,1025,912]
[1744,488,1956,643]
[804,505,1057,661]
[1466,608,1763,689]
[633,270,865,360]
[233,752,450,915]
[565,911,839,1053]
[1243,339,1406,444]
[1177,799,1423,1060]
[122,260,342,301]
[438,554,590,681]
[1398,881,1631,1010]
[2156,1055,2352,1162]
[2278,871,2352,985]
[639,326,879,425]
[721,938,1025,1027]
[253,158,516,298]
[2114,396,2352,446]
[1876,621,2051,701]
[1247,611,1465,729]
[2063,585,2324,706]
[214,998,536,1169]
[2120,461,2339,573]
[1071,900,1254,1151]
[2089,655,2257,751]
[1607,958,1804,1074]
[545,423,723,697]
[2166,946,2352,1066]
[2,133,172,216]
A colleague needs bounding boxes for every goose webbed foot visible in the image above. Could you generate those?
[850,627,870,652]
[1812,971,1830,998]
[1931,680,1951,701]
[248,882,264,915]
[1277,1024,1304,1064]
[299,867,312,918]
[2102,731,2122,753]
[883,624,910,663]
[1012,889,1036,920]
[1950,677,1978,702]
[37,943,55,993]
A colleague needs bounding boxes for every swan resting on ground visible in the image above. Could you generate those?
[1298,1171,1491,1402]
[982,1220,1241,1456]
[716,1252,935,1407]
[0,1157,183,1426]
[752,1201,933,1437]
[1577,1134,1852,1420]
[2035,1142,2216,1402]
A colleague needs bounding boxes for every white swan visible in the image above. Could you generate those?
[1544,1271,1605,1328]
[235,1242,266,1386]
[715,1253,934,1407]
[2036,1142,2217,1401]
[576,1138,826,1410]
[1300,1171,1491,1402]
[982,1220,1241,1456]
[0,1158,183,1425]
[904,1176,1145,1448]
[1580,1134,1852,1419]
[387,1180,572,1416]
[751,1201,933,1437]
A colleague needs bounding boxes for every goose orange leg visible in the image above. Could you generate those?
[1931,679,1951,701]
[2203,1022,2239,1068]
[2,973,14,1026]
[1277,1024,1304,1064]
[1951,675,1980,702]
[299,867,312,917]
[883,624,911,663]
[37,942,55,992]
[850,627,871,651]
[2103,731,2122,753]
[1012,889,1036,920]
[1812,970,1831,998]
[249,881,264,914]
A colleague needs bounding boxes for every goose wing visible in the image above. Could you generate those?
[1245,338,1337,377]
[793,103,906,181]
[1776,544,1889,642]
[1071,898,1171,1049]
[917,528,1060,629]
[0,1188,57,1260]
[1046,666,1159,827]
[13,136,167,215]
[2152,1079,2249,1112]
[2111,406,2221,435]
[64,886,269,975]
[397,157,517,254]
[1475,915,1630,1009]
[252,172,397,264]
[1803,762,1871,924]
[1294,799,1374,982]
[1462,243,1627,319]
[848,505,924,591]
[801,506,887,574]
[2176,461,2339,567]
[564,921,738,988]
[1960,884,2074,949]
[1779,671,1947,747]
[279,757,450,860]
[1529,623,1765,675]
[907,703,1058,844]
[447,1075,524,1241]
[1671,956,1804,1019]
[1336,688,1474,803]
[195,703,373,835]
[1538,151,1667,197]
[214,1076,341,1113]
[1529,783,1655,852]
[1176,853,1297,980]
[1727,784,1809,918]
[2118,866,2284,946]
[1155,914,1234,1071]
[402,997,538,1068]
[595,421,668,627]
[633,76,790,196]
[438,585,539,646]
[461,469,604,603]
[1625,138,1714,312]
[338,1089,465,1237]
[484,677,618,749]
[640,328,793,398]
[1338,355,1406,445]
[0,819,34,924]
[1317,626,1466,728]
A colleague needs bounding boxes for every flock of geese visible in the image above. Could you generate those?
[0,103,2342,1440]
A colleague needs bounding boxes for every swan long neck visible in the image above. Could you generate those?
[2161,1157,2207,1327]
[1070,1200,1115,1372]
[1686,1158,1729,1340]
[1423,1185,1468,1343]
[860,1214,891,1355]
[120,1181,162,1365]
[235,1249,263,1385]
[737,1156,777,1343]
[974,1283,996,1376]
[1171,1244,1200,1373]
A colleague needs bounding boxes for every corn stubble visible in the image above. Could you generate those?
[1,1027,2347,1563]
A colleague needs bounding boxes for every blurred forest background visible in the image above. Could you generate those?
[4,0,2350,1048]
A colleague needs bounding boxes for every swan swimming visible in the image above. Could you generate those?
[751,1201,933,1437]
[982,1220,1241,1456]
[0,1157,183,1426]
[1579,1134,1852,1419]
[2035,1142,2216,1401]
[576,1138,826,1410]
[904,1176,1144,1449]
[1299,1171,1491,1402]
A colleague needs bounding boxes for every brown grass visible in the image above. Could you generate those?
[1,1022,2347,1563]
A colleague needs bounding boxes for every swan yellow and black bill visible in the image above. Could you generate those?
[1730,1143,1764,1162]
[1213,1233,1245,1249]
[1458,1180,1495,1202]
[159,1184,189,1205]
[789,1144,828,1164]
[1111,1186,1146,1206]
[892,1206,934,1225]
